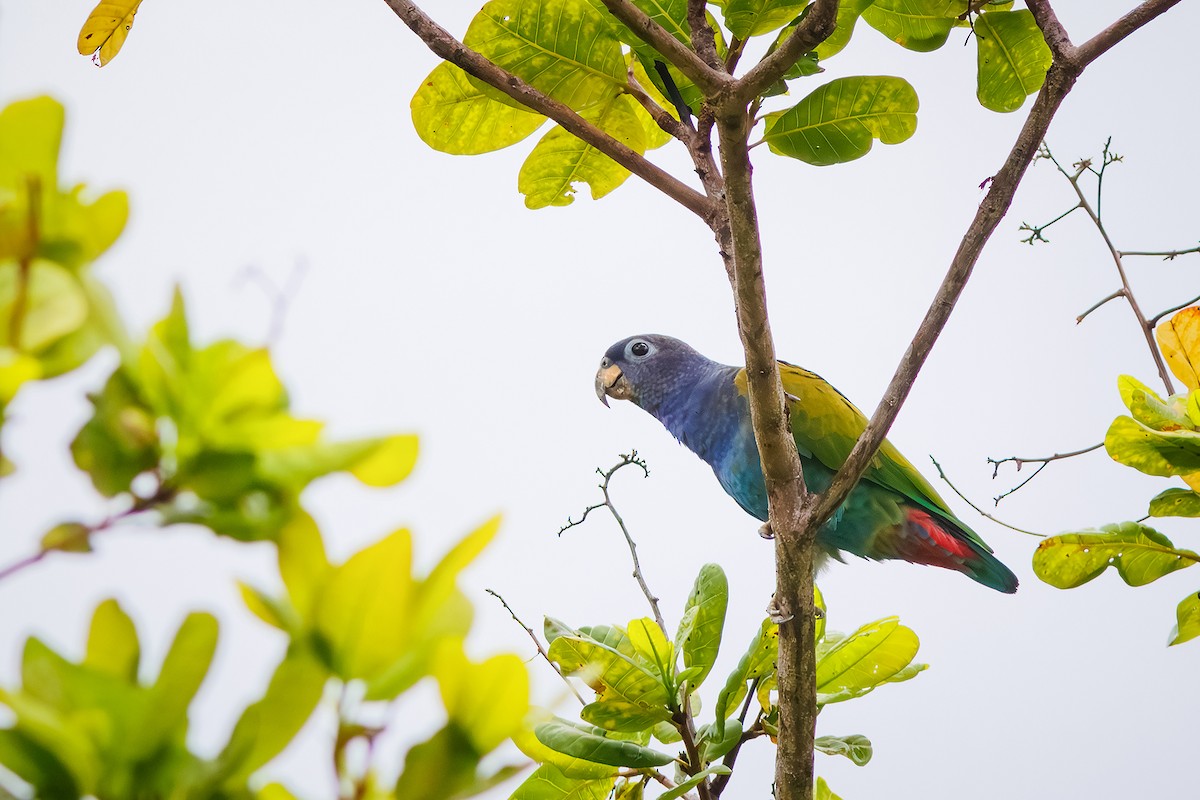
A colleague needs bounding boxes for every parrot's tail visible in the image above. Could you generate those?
[900,508,1019,593]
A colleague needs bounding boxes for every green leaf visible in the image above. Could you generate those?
[815,776,844,800]
[714,617,778,737]
[975,10,1052,112]
[763,76,918,166]
[1169,591,1200,645]
[257,433,419,489]
[861,0,964,52]
[658,764,732,800]
[314,528,416,681]
[216,651,327,784]
[534,719,674,768]
[85,599,139,682]
[580,699,672,733]
[40,521,91,554]
[1105,415,1200,477]
[393,722,500,800]
[0,260,89,353]
[815,617,920,703]
[0,97,62,196]
[277,510,331,621]
[1149,487,1200,517]
[814,734,873,766]
[411,62,545,154]
[435,646,530,753]
[519,93,647,208]
[134,611,219,758]
[815,0,876,59]
[699,719,741,761]
[548,634,671,709]
[0,729,78,798]
[1033,522,1200,589]
[510,763,615,800]
[677,563,727,691]
[1118,375,1192,431]
[463,0,625,111]
[626,617,674,687]
[513,710,619,779]
[723,0,806,38]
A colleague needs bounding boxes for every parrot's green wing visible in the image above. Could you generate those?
[735,362,981,537]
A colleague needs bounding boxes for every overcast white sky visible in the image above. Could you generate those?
[2,2,1199,798]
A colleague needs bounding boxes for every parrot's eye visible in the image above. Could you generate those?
[631,341,650,357]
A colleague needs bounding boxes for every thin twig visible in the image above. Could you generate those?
[1120,245,1200,260]
[486,588,586,705]
[929,457,1043,537]
[987,442,1103,503]
[559,452,667,634]
[1018,202,1081,244]
[1150,293,1200,327]
[1076,288,1125,324]
[1040,140,1175,394]
[0,484,174,583]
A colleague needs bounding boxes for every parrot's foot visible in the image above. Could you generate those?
[758,522,774,540]
[766,595,793,624]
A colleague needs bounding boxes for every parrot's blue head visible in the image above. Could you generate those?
[595,334,717,415]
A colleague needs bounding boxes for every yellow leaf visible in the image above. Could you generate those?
[77,1,144,66]
[1157,307,1200,390]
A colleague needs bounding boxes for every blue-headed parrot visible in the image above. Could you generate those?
[595,334,1017,593]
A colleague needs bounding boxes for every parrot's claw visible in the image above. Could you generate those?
[766,594,793,624]
[758,522,774,540]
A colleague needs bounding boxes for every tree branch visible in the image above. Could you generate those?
[688,0,723,72]
[598,0,731,98]
[733,0,840,105]
[713,106,815,800]
[1076,0,1183,66]
[800,58,1084,535]
[382,0,717,222]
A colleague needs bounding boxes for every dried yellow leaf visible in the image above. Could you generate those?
[1157,306,1200,390]
[77,1,143,66]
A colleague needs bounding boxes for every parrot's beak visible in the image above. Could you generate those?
[595,360,630,407]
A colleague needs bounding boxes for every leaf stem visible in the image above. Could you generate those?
[485,588,586,705]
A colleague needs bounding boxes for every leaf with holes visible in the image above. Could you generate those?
[1149,487,1200,517]
[1105,415,1200,477]
[77,1,143,65]
[764,76,918,166]
[1170,591,1200,646]
[1033,522,1200,589]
